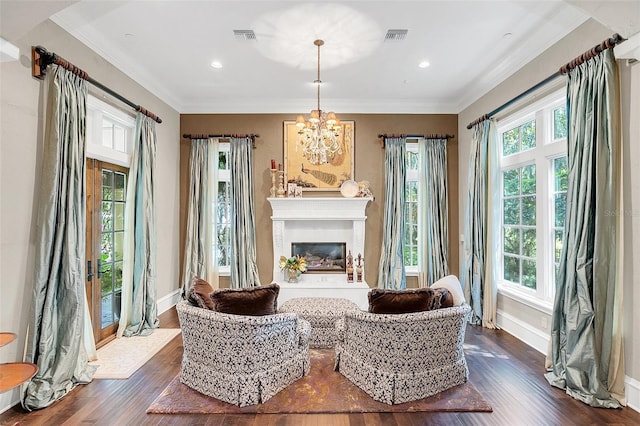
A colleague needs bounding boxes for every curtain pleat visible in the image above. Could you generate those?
[230,137,261,288]
[181,139,211,294]
[461,120,490,325]
[377,137,406,289]
[418,138,449,287]
[545,49,624,408]
[22,65,96,411]
[118,114,159,337]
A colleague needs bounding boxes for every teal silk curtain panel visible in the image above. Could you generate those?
[119,114,159,337]
[545,49,624,408]
[461,120,490,325]
[22,65,96,410]
[181,138,210,296]
[419,138,449,286]
[230,137,261,288]
[377,137,406,289]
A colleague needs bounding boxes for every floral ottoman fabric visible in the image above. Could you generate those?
[278,297,360,348]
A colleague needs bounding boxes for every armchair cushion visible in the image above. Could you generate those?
[187,277,215,310]
[211,283,279,316]
[368,287,441,314]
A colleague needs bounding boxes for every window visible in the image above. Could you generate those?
[214,143,232,274]
[497,90,567,306]
[404,142,419,274]
[86,95,134,167]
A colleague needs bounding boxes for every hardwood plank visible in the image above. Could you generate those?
[2,308,639,426]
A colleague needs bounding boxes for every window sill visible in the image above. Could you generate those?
[498,287,553,315]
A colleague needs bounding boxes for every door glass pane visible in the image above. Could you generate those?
[100,167,126,331]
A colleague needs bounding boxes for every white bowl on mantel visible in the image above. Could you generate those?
[340,180,358,198]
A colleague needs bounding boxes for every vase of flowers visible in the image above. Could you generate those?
[280,255,307,283]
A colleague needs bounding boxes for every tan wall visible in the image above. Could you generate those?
[180,113,458,289]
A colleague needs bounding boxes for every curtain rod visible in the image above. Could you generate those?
[31,46,162,124]
[378,133,454,148]
[378,133,455,139]
[182,133,260,148]
[466,33,625,130]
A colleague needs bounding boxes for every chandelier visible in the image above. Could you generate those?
[295,39,342,165]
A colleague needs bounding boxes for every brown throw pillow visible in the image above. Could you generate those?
[187,277,215,310]
[211,283,279,316]
[368,287,436,314]
[429,288,454,310]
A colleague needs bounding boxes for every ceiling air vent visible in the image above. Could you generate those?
[384,29,408,42]
[233,30,256,41]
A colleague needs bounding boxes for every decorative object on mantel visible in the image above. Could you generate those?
[269,168,278,197]
[295,40,341,165]
[277,171,286,197]
[357,180,373,199]
[280,255,308,283]
[356,253,363,282]
[346,251,354,283]
[340,180,358,198]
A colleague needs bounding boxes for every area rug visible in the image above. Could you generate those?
[90,328,181,379]
[147,349,492,414]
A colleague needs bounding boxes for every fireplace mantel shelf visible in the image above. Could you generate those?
[268,197,372,220]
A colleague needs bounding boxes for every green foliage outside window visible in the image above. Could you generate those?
[502,120,536,156]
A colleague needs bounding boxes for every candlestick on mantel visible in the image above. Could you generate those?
[271,159,276,169]
[277,171,286,197]
[270,168,278,197]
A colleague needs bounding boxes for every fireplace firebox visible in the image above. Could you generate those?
[291,242,346,273]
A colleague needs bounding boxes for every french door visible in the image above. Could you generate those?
[86,159,127,346]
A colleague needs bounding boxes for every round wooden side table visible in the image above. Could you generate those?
[0,363,38,393]
[0,333,17,347]
[0,332,38,393]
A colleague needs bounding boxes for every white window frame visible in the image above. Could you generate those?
[214,142,231,276]
[86,95,135,167]
[404,139,420,276]
[496,89,567,311]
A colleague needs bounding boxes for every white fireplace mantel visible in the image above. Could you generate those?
[268,197,372,309]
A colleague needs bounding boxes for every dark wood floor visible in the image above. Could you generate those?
[2,308,639,426]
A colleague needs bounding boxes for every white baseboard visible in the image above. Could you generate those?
[497,310,550,355]
[157,288,181,314]
[498,310,639,414]
[626,376,640,413]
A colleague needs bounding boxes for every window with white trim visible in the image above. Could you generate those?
[86,95,134,167]
[404,141,419,274]
[497,90,567,305]
[214,143,232,274]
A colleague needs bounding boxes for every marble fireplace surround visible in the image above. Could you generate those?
[268,197,372,309]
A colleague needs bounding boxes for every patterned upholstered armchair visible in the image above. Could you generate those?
[334,304,471,405]
[176,300,311,407]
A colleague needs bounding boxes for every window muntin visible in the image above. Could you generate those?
[497,90,567,305]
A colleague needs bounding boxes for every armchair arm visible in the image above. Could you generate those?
[297,318,311,349]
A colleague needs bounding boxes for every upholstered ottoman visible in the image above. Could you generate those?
[278,297,360,349]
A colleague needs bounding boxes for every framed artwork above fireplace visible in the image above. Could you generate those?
[283,120,355,191]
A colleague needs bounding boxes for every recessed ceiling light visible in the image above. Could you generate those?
[210,61,223,69]
[418,61,430,68]
[503,32,513,39]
